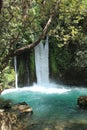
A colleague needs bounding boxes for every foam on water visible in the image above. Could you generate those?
[1,83,71,95]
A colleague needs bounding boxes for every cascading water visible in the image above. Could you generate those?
[13,36,49,88]
[35,36,49,84]
[14,56,18,88]
[1,37,87,130]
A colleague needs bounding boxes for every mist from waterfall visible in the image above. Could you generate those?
[35,36,49,85]
[14,56,18,88]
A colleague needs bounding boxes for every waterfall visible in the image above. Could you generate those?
[35,36,49,84]
[14,56,18,88]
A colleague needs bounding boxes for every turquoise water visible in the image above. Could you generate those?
[1,84,87,129]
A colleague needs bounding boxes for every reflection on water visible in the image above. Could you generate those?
[1,84,87,130]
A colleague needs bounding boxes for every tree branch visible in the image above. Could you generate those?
[14,0,60,56]
[1,0,60,71]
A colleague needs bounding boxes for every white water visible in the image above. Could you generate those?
[13,37,49,88]
[2,40,87,129]
[1,84,87,130]
[35,36,49,84]
[1,83,71,95]
[2,36,72,94]
[14,56,18,88]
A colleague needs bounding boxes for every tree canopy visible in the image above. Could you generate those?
[0,0,61,72]
[0,0,87,87]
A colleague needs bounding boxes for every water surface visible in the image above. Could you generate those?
[1,84,87,130]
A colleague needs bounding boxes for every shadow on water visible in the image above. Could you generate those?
[26,121,87,130]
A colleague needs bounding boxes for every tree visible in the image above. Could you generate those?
[0,0,87,84]
[0,0,60,72]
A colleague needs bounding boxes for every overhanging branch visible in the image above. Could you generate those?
[14,15,53,55]
[14,0,60,56]
[1,0,60,71]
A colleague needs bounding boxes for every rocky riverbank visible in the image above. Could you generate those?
[0,98,33,130]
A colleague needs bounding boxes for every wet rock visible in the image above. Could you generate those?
[0,109,4,113]
[0,100,33,130]
[12,102,33,115]
[77,96,87,109]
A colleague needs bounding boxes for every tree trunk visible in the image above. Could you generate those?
[0,0,2,13]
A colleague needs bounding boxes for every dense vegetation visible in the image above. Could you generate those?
[0,0,87,88]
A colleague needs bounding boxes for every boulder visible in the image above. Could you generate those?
[77,96,87,109]
[12,102,33,115]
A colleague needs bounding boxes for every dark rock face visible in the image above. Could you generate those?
[61,67,87,86]
[77,96,87,109]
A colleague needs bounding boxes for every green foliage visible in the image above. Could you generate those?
[18,60,24,76]
[0,66,15,88]
[0,0,87,62]
[50,0,87,46]
[29,50,36,83]
[0,0,87,86]
[74,50,87,68]
[49,37,72,78]
[57,48,71,70]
